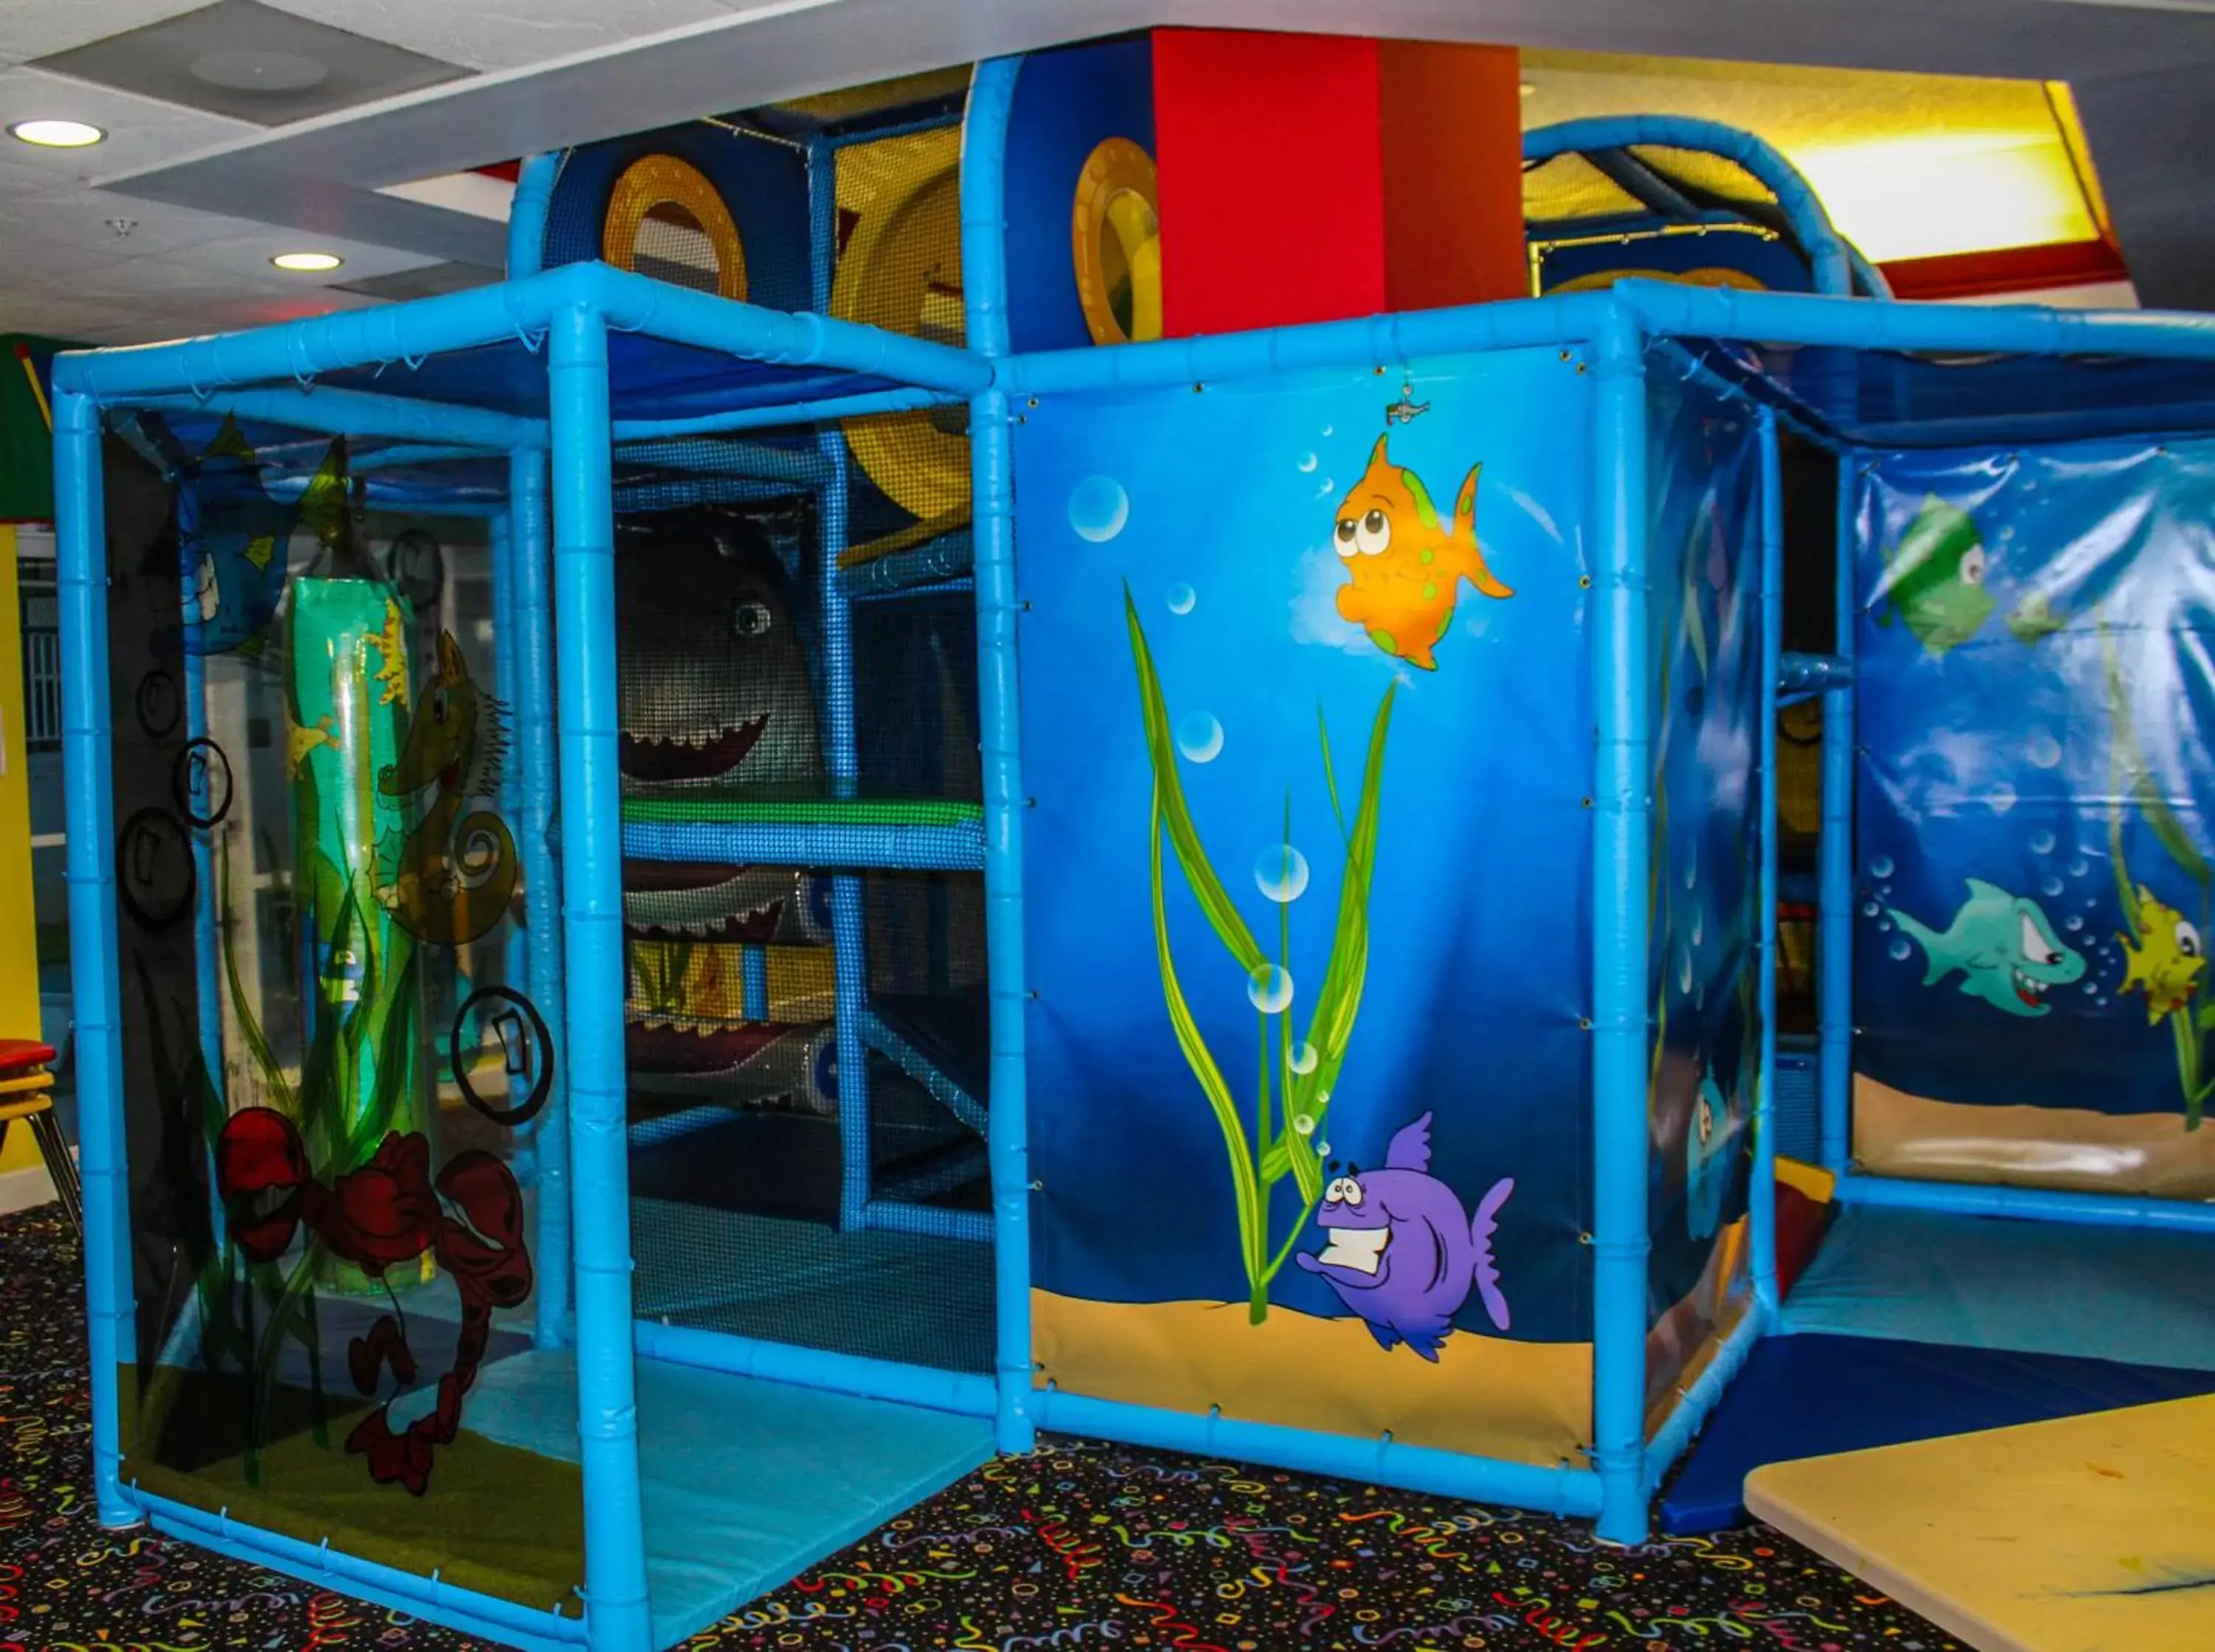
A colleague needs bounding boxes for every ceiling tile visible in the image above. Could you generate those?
[269,0,732,73]
[13,187,273,256]
[0,66,257,176]
[0,1,211,69]
[27,1,470,126]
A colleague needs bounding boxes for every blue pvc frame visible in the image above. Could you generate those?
[49,56,2215,1648]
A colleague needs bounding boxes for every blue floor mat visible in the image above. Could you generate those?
[393,1349,994,1645]
[1779,1203,2215,1370]
[1661,1331,2215,1533]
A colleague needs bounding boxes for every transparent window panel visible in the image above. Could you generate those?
[106,422,582,1613]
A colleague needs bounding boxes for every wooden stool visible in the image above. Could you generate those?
[0,1039,76,1234]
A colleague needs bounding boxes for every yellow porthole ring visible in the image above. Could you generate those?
[831,150,971,523]
[1072,137,1162,346]
[602,154,748,302]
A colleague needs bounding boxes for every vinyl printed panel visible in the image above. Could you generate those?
[1015,348,1596,1464]
[1852,438,2215,1195]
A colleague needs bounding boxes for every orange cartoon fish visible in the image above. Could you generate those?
[1330,435,1511,670]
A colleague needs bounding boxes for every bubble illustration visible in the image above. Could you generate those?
[1989,783,2017,815]
[1293,1113,1315,1138]
[1068,474,1130,542]
[1298,454,1318,474]
[2028,729,2063,769]
[1863,900,1881,918]
[2030,830,2056,856]
[1175,712,1223,763]
[1255,844,1311,904]
[2065,915,2084,932]
[1246,964,1294,1014]
[1889,937,1912,960]
[1288,1042,1319,1076]
[1869,855,1895,880]
[2041,875,2064,898]
[2069,857,2089,878]
[1317,1140,1332,1158]
[1166,583,1196,616]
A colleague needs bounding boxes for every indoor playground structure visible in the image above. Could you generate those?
[45,28,2215,1652]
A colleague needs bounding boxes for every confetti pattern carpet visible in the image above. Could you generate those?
[0,1205,1960,1651]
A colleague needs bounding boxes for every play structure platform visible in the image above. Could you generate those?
[1749,1394,2215,1652]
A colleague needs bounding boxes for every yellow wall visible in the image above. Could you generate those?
[0,526,44,1171]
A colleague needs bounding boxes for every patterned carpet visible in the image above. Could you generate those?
[0,1205,1958,1651]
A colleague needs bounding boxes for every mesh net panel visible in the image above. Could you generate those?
[1522,152,1644,226]
[616,397,990,1375]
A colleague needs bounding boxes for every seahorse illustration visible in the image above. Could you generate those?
[377,629,518,946]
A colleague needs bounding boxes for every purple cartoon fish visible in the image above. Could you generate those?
[1295,1110,1514,1360]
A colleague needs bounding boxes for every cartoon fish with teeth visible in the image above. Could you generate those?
[1888,877,2085,1016]
[1330,435,1512,672]
[1296,1111,1514,1360]
[2119,886,2206,1025]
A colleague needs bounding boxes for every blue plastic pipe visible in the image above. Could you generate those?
[963,52,1036,1457]
[546,303,652,1649]
[1752,409,1783,1312]
[1524,116,1861,297]
[1589,303,1654,1546]
[633,1318,997,1417]
[508,153,560,280]
[620,819,983,870]
[612,387,957,442]
[120,385,538,450]
[1819,457,1858,1174]
[1641,1298,1770,1495]
[512,446,571,1349]
[1834,1171,2215,1232]
[54,388,139,1531]
[134,1486,584,1647]
[56,261,994,405]
[1030,1388,1603,1517]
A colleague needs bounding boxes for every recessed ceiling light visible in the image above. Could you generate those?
[272,251,343,272]
[10,119,105,148]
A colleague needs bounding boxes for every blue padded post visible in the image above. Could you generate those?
[1819,455,1857,1174]
[1590,304,1654,1546]
[805,133,875,1234]
[1752,409,1783,1311]
[512,447,571,1348]
[1522,116,1865,297]
[508,153,560,280]
[963,52,1036,1455]
[546,304,652,1648]
[54,387,140,1530]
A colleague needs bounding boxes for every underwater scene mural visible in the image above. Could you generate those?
[1641,373,1762,1424]
[1016,348,1600,1466]
[101,422,577,1601]
[1852,437,2215,1196]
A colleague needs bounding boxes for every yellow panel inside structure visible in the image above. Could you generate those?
[831,124,969,523]
[1747,1394,2215,1651]
[1520,50,2108,264]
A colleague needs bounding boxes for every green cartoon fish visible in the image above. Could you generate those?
[1878,495,1994,657]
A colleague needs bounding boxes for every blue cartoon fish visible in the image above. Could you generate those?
[160,419,343,659]
[1296,1111,1513,1360]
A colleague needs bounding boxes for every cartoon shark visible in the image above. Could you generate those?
[2120,886,2206,1025]
[1296,1111,1514,1360]
[1330,434,1513,672]
[615,513,822,794]
[1686,1070,1733,1242]
[1384,395,1429,426]
[1876,495,1994,657]
[1888,877,2086,1016]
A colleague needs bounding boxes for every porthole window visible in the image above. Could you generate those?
[602,154,747,301]
[1073,137,1162,345]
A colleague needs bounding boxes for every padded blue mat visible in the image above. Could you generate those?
[1661,1332,2215,1533]
[1779,1204,2215,1369]
[392,1349,993,1644]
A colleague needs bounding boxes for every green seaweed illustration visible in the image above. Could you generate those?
[1125,588,1392,1324]
[2100,621,2215,1128]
